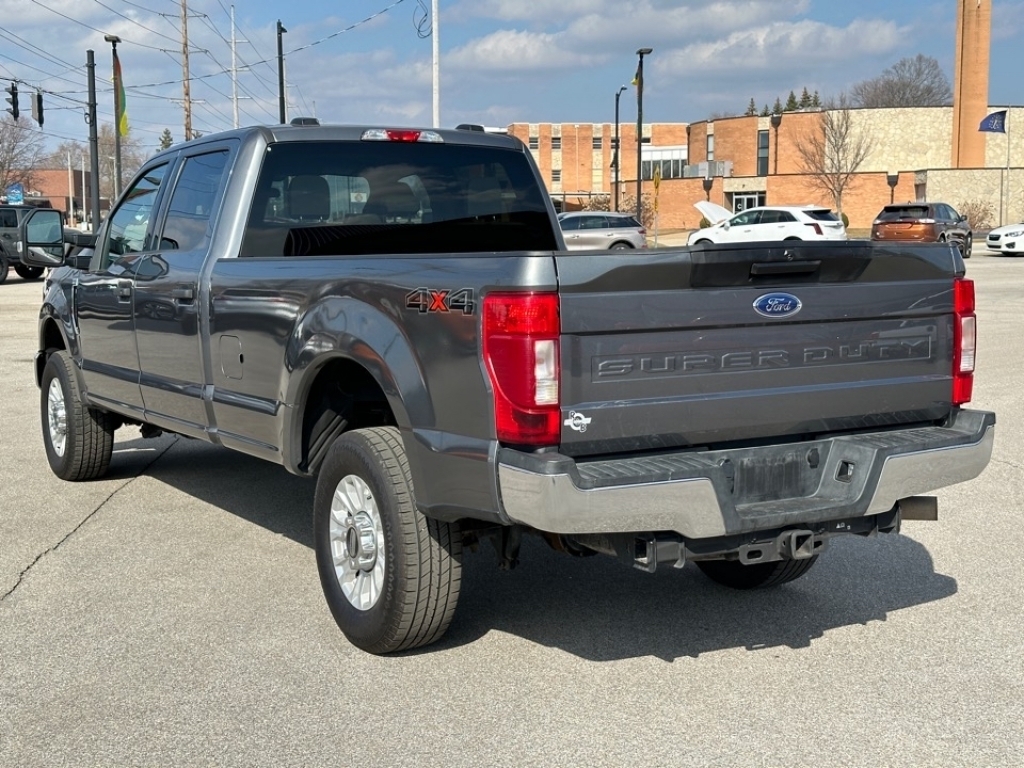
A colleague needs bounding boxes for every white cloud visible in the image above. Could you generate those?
[657,18,906,76]
[446,29,604,72]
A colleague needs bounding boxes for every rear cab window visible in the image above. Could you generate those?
[241,140,558,257]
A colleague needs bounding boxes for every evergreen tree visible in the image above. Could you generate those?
[761,104,770,117]
[785,90,799,111]
[812,90,821,108]
[772,97,783,114]
[745,98,757,117]
[158,128,173,150]
[799,87,812,109]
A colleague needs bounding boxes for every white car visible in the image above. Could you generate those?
[687,202,848,246]
[985,221,1024,255]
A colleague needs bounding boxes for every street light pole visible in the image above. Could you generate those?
[635,47,652,223]
[104,35,122,200]
[770,112,782,175]
[614,85,626,212]
[277,20,287,124]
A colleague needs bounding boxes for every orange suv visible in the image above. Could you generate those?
[871,202,972,258]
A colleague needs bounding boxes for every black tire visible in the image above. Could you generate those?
[696,556,818,590]
[0,253,8,285]
[783,237,802,241]
[695,239,712,245]
[314,426,462,654]
[14,264,44,280]
[961,235,972,259]
[610,242,633,250]
[40,350,116,481]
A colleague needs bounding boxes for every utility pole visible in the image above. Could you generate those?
[230,5,239,128]
[66,151,74,227]
[86,50,101,230]
[431,0,439,128]
[277,21,287,124]
[635,47,652,224]
[181,0,193,140]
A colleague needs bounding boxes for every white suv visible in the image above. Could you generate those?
[687,203,847,246]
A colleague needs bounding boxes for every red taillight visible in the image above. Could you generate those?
[953,277,976,405]
[805,222,823,235]
[483,292,560,445]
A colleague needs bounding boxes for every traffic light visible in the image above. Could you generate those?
[31,91,43,127]
[4,82,18,121]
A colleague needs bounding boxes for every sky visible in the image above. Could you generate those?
[2,0,1023,156]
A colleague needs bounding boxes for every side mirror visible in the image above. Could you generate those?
[17,209,65,268]
[722,221,731,230]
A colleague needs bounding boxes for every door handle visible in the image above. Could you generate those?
[116,280,132,299]
[171,287,194,301]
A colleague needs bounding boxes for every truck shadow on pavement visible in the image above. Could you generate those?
[124,436,957,663]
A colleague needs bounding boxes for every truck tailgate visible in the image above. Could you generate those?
[555,241,960,456]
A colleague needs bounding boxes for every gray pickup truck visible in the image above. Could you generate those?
[19,122,994,654]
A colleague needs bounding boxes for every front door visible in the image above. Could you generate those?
[75,164,170,415]
[134,146,232,435]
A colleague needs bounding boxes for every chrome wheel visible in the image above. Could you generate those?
[329,474,386,611]
[47,377,68,457]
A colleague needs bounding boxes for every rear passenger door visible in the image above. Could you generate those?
[576,215,609,249]
[133,142,234,436]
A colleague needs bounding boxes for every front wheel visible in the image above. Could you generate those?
[960,236,972,259]
[40,350,116,481]
[696,556,818,589]
[14,264,44,280]
[314,427,462,654]
[0,253,8,284]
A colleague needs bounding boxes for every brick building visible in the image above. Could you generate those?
[511,103,1022,232]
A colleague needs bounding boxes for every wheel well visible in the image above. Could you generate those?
[300,358,396,474]
[37,319,67,385]
[783,236,802,241]
[609,241,634,249]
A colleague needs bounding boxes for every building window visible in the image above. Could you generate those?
[592,136,602,149]
[707,135,715,162]
[528,136,539,150]
[552,136,562,150]
[757,130,769,177]
[552,169,561,182]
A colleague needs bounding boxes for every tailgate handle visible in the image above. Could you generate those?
[750,259,821,276]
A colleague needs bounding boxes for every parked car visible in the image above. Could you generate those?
[871,202,972,258]
[0,204,48,283]
[558,211,647,250]
[686,202,847,246]
[985,221,1024,255]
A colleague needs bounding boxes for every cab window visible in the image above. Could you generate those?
[99,164,168,269]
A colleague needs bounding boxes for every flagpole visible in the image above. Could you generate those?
[1005,106,1011,227]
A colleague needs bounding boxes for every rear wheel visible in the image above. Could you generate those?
[40,350,116,481]
[783,237,802,241]
[0,252,8,284]
[696,556,818,589]
[610,242,633,250]
[14,264,44,280]
[314,427,462,654]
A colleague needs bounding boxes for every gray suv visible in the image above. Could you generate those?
[0,205,47,283]
[558,211,647,250]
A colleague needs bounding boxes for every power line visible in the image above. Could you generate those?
[87,0,181,45]
[27,0,175,52]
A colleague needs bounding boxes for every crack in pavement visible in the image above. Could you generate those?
[0,436,180,604]
[991,457,1024,473]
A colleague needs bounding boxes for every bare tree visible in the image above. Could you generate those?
[851,54,952,108]
[795,95,870,215]
[0,116,47,193]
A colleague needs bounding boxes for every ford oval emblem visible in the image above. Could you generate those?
[753,292,802,318]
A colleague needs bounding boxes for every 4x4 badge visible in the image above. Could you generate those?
[564,411,592,433]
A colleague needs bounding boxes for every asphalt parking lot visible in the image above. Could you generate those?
[1,247,1022,768]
